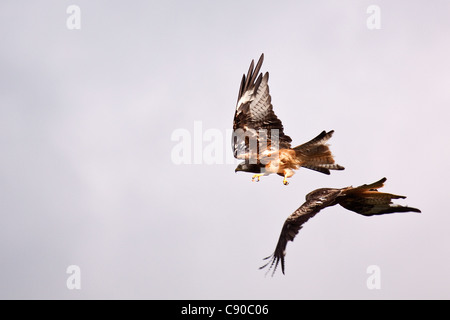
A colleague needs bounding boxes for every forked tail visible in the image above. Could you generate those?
[338,177,422,216]
[293,130,345,175]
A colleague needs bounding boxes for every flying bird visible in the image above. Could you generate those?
[232,54,344,185]
[260,177,421,275]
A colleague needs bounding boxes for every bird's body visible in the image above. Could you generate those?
[260,178,421,275]
[232,54,344,185]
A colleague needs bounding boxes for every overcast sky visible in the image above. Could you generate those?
[1,0,449,299]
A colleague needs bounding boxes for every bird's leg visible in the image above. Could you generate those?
[252,174,264,182]
[283,174,289,185]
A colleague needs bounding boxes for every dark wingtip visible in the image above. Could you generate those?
[259,254,282,277]
[262,254,272,261]
[409,207,422,213]
[259,254,273,270]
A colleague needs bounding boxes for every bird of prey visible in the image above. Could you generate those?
[232,53,344,185]
[260,177,421,275]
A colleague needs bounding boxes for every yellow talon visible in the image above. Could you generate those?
[283,176,289,185]
[252,174,264,182]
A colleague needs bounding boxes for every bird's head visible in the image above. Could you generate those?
[235,162,263,173]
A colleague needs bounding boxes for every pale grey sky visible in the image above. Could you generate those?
[1,0,449,299]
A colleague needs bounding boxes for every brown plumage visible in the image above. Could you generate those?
[260,178,421,275]
[232,54,344,185]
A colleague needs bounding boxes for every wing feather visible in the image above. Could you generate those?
[260,188,343,276]
[233,54,292,160]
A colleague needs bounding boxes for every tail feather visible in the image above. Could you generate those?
[339,199,422,216]
[338,178,422,216]
[293,130,344,174]
[348,177,387,193]
[302,165,332,175]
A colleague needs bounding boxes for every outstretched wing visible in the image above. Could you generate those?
[339,177,422,216]
[232,54,292,160]
[260,188,343,276]
[260,178,421,276]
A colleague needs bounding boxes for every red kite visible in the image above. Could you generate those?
[233,54,344,185]
[260,178,421,275]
